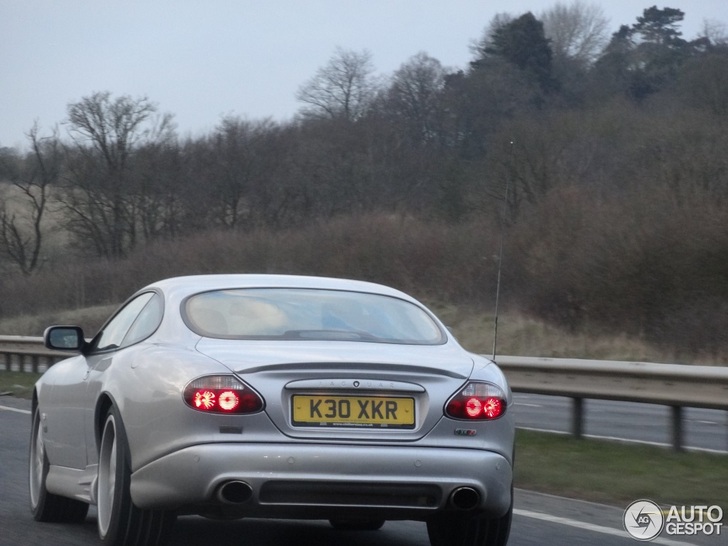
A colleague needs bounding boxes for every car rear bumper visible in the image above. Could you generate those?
[130,443,512,519]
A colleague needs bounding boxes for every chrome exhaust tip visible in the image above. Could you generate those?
[449,487,480,510]
[216,480,253,504]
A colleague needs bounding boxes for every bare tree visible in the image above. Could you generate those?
[0,123,60,275]
[385,52,448,143]
[296,47,378,121]
[61,91,175,257]
[698,19,728,46]
[207,116,279,229]
[676,52,728,116]
[541,1,609,67]
[127,137,185,241]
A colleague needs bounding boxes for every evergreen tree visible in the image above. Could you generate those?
[474,12,557,93]
[594,6,709,100]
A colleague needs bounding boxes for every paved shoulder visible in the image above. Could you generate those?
[515,489,721,546]
[0,396,32,414]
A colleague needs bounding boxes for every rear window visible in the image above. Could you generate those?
[183,288,446,345]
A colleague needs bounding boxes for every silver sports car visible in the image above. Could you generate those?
[30,274,514,546]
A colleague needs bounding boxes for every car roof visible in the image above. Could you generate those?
[143,274,418,303]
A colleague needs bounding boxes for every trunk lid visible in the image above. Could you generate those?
[195,338,474,440]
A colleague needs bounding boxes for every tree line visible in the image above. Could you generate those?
[1,3,728,356]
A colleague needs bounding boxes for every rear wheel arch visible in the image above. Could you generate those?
[96,404,174,545]
[94,394,115,450]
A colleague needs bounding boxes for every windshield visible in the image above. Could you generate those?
[183,288,446,345]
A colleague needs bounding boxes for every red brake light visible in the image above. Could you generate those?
[184,375,264,414]
[446,382,506,420]
[218,390,240,411]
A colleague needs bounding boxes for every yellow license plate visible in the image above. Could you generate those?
[291,395,415,428]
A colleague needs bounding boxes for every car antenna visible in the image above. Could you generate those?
[492,140,514,361]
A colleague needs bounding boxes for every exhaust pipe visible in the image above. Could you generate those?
[216,480,253,504]
[449,487,480,510]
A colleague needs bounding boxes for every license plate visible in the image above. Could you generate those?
[291,395,415,428]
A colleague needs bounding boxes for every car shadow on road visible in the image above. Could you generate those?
[169,516,427,545]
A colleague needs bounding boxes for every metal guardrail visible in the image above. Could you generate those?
[2,336,726,451]
[0,335,68,374]
[495,355,728,451]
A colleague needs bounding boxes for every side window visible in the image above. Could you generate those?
[123,293,163,347]
[93,292,157,352]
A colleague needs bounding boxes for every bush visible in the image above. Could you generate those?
[2,196,728,361]
[509,184,728,358]
[0,213,502,331]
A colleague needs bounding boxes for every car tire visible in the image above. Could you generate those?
[97,406,174,546]
[29,405,89,523]
[329,518,385,530]
[426,499,512,546]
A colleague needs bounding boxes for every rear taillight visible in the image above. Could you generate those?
[445,382,506,420]
[183,375,264,414]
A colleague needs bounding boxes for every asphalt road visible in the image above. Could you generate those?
[513,393,728,453]
[1,397,723,545]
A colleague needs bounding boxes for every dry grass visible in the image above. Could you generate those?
[431,303,710,364]
[0,182,69,250]
[1,206,727,359]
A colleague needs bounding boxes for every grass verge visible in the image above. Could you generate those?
[515,429,728,516]
[0,371,40,398]
[2,371,726,517]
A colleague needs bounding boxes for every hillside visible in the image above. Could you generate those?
[1,8,727,358]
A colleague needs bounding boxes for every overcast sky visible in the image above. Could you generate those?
[2,1,725,148]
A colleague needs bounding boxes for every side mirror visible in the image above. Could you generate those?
[44,326,86,351]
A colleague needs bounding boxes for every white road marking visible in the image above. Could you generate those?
[0,404,31,415]
[515,508,699,546]
[515,402,542,407]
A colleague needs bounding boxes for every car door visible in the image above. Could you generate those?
[42,353,93,469]
[82,291,164,466]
